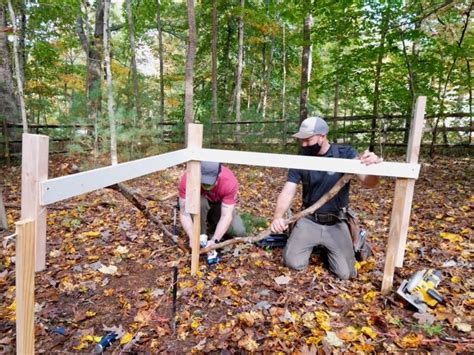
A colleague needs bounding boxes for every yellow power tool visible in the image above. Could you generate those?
[396,269,444,312]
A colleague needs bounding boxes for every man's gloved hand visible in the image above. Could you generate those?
[271,218,288,234]
[360,150,383,165]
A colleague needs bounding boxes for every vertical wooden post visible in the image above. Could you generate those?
[21,133,49,272]
[382,97,425,293]
[16,219,36,355]
[186,124,203,275]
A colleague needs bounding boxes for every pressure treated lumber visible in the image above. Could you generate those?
[21,133,48,271]
[16,219,36,355]
[186,124,203,275]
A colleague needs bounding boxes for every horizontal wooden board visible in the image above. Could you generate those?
[192,148,420,179]
[41,149,189,205]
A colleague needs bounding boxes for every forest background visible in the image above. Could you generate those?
[0,0,472,162]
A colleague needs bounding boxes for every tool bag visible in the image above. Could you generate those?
[344,208,373,261]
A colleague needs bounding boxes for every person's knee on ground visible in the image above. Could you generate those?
[227,212,246,237]
[330,264,357,280]
[283,243,310,270]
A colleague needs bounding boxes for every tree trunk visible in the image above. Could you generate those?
[18,0,26,85]
[261,37,274,120]
[430,2,472,157]
[211,0,218,138]
[282,22,287,145]
[184,0,197,144]
[7,0,27,132]
[0,5,20,131]
[234,0,244,144]
[299,14,313,125]
[467,59,472,145]
[103,0,118,165]
[0,185,7,231]
[156,0,165,137]
[333,74,339,142]
[222,18,232,118]
[126,0,140,158]
[126,0,141,123]
[371,9,389,152]
[76,0,105,158]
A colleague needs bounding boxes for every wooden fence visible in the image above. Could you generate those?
[15,98,428,351]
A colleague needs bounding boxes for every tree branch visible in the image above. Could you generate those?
[200,174,354,254]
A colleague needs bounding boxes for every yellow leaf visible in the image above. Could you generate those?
[191,319,201,329]
[363,291,378,303]
[120,332,133,345]
[400,333,423,348]
[88,255,99,261]
[445,216,455,222]
[338,326,360,341]
[238,336,259,351]
[451,276,461,284]
[440,232,463,243]
[315,311,331,331]
[86,311,96,318]
[83,231,101,237]
[361,326,377,340]
[7,300,16,311]
[104,288,114,296]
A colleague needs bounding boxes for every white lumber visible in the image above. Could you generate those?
[41,149,189,205]
[192,148,420,179]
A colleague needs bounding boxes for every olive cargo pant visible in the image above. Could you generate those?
[283,217,357,280]
[200,196,246,237]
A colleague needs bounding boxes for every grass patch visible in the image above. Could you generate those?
[240,212,268,234]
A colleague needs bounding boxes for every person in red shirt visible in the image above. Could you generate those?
[179,161,246,248]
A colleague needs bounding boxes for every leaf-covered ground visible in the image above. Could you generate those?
[0,155,472,353]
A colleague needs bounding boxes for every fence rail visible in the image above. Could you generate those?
[1,111,472,160]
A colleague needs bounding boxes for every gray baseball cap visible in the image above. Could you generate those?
[292,116,329,139]
[201,161,221,185]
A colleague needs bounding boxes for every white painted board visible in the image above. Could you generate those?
[41,149,189,205]
[192,148,420,179]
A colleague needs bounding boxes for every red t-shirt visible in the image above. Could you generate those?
[179,166,238,205]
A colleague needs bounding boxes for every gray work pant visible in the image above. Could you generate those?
[200,196,246,237]
[283,217,357,280]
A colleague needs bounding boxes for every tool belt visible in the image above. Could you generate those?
[310,210,345,225]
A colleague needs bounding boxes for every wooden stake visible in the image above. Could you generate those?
[21,133,49,272]
[382,96,425,293]
[395,96,426,266]
[15,219,36,355]
[186,124,203,275]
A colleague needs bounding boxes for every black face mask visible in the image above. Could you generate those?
[301,142,322,156]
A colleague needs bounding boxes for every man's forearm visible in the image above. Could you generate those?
[179,212,194,239]
[212,213,233,241]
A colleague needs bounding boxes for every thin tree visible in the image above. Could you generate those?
[184,0,197,143]
[126,0,141,122]
[234,0,244,144]
[126,0,140,158]
[299,13,313,124]
[370,7,389,152]
[7,0,27,132]
[156,0,165,135]
[282,21,287,145]
[430,2,472,157]
[76,0,105,158]
[211,0,218,138]
[103,0,118,165]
